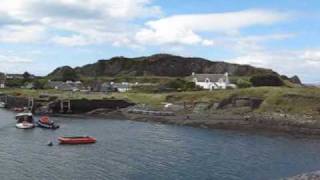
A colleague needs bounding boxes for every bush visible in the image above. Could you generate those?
[160,79,199,92]
[236,79,252,88]
[250,74,284,87]
[33,79,47,89]
[6,79,24,87]
[62,68,79,81]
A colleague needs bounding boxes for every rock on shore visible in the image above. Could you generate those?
[284,171,320,180]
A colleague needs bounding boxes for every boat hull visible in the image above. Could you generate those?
[0,102,6,108]
[16,123,35,129]
[36,121,59,129]
[58,137,96,144]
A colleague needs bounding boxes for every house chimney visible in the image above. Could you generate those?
[192,72,195,76]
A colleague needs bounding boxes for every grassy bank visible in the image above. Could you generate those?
[164,87,320,115]
[1,87,320,116]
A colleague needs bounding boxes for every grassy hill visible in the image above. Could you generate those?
[48,54,279,78]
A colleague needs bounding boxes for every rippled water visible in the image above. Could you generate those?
[1,109,320,179]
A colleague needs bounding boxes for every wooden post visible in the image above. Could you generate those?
[60,100,64,113]
[27,97,34,111]
[67,100,72,113]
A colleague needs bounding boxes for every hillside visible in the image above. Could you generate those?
[48,54,281,78]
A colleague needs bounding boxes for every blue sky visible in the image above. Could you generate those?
[0,0,319,83]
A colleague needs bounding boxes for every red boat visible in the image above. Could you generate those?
[58,136,96,144]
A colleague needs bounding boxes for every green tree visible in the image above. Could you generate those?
[62,69,79,81]
[236,79,252,88]
[23,71,32,82]
[33,79,47,89]
[250,74,284,87]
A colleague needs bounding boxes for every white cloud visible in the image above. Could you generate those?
[301,50,320,64]
[0,25,46,43]
[0,0,162,45]
[228,49,320,83]
[0,4,289,47]
[0,53,34,73]
[135,9,288,46]
[221,33,295,53]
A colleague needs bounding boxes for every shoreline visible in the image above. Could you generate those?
[43,109,320,138]
[2,89,320,138]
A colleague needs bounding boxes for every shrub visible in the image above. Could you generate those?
[62,68,79,81]
[165,79,197,91]
[236,79,252,88]
[6,79,24,87]
[250,74,284,87]
[33,79,47,89]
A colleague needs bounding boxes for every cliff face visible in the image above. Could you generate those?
[48,54,278,78]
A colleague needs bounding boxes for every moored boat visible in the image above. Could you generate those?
[58,136,96,144]
[36,116,59,129]
[13,107,25,112]
[0,102,6,108]
[15,122,35,129]
[15,112,35,129]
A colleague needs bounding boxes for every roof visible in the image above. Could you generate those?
[193,74,226,82]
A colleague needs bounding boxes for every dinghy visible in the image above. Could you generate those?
[58,136,96,144]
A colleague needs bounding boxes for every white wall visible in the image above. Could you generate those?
[196,82,227,90]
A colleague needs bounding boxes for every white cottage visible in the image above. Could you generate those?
[192,72,230,90]
[0,76,5,89]
[0,81,5,88]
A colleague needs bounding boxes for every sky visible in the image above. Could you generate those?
[0,0,320,83]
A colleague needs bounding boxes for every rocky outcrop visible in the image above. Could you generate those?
[284,171,320,180]
[48,54,278,78]
[281,75,302,84]
[217,96,264,110]
[289,75,302,84]
[48,99,135,114]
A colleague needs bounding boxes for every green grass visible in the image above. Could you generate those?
[106,92,168,107]
[161,87,320,115]
[2,86,320,115]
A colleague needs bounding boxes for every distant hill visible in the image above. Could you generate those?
[48,54,276,76]
[47,54,301,83]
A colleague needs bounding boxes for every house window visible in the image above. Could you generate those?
[205,78,210,83]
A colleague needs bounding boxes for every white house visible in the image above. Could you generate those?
[112,82,131,92]
[0,75,5,88]
[192,72,233,90]
[0,81,5,88]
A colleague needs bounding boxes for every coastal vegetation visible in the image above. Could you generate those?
[2,86,320,116]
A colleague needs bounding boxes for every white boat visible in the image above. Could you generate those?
[15,112,35,129]
[0,102,6,108]
[15,122,35,129]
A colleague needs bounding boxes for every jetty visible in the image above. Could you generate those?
[0,93,135,114]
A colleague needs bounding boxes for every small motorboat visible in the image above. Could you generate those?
[36,116,59,129]
[0,102,6,108]
[15,121,35,129]
[58,136,96,145]
[13,107,25,112]
[15,112,35,129]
